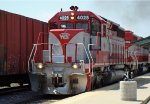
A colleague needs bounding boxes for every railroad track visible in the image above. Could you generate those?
[0,85,30,95]
[1,72,149,104]
[0,85,40,104]
[0,93,70,104]
[23,95,71,104]
[0,90,44,104]
[0,85,70,104]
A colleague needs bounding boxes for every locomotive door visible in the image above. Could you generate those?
[90,17,101,63]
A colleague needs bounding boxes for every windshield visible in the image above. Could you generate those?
[60,23,73,29]
[60,22,89,30]
[76,23,88,30]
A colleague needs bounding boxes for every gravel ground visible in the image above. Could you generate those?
[0,91,43,104]
[26,95,70,104]
[27,99,59,104]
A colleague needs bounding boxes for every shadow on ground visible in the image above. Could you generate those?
[93,73,150,91]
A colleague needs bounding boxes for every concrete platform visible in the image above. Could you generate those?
[52,73,150,104]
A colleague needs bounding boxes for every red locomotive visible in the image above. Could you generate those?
[28,6,149,94]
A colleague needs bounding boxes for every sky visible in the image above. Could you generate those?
[0,0,150,38]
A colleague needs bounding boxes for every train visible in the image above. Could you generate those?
[0,10,48,87]
[28,6,150,95]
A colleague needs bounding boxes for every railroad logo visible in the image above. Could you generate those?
[59,33,70,40]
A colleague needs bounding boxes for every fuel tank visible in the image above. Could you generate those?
[103,70,125,85]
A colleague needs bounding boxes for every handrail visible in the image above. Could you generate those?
[53,42,91,74]
[77,43,91,74]
[37,32,49,44]
[28,44,36,72]
[87,32,101,76]
[133,51,138,69]
[61,43,90,63]
[28,42,91,74]
[28,43,50,72]
[88,44,96,76]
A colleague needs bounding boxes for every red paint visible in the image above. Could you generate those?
[67,57,72,63]
[75,44,77,63]
[50,29,84,45]
[85,68,91,91]
[64,44,66,63]
[0,10,48,75]
[20,16,27,73]
[43,24,48,50]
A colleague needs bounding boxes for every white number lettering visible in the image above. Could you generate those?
[59,16,69,20]
[77,15,89,20]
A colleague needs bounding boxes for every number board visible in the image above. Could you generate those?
[76,15,89,20]
[59,16,69,20]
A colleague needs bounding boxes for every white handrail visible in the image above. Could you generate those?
[133,51,138,69]
[28,43,49,72]
[88,44,96,76]
[28,44,36,72]
[28,43,91,74]
[77,43,91,74]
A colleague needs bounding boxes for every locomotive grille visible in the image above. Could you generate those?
[52,74,64,87]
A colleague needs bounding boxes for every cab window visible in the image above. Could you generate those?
[60,23,73,29]
[76,23,88,30]
[91,21,100,36]
[49,22,58,29]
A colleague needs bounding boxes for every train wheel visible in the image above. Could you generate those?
[92,76,103,89]
[133,70,138,77]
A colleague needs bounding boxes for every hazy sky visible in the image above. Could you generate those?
[0,0,150,37]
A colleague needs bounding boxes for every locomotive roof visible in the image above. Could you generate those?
[48,10,107,23]
[133,36,150,48]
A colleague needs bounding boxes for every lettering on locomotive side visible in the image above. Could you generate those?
[59,33,70,39]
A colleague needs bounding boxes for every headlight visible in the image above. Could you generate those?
[72,63,78,69]
[37,63,44,69]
